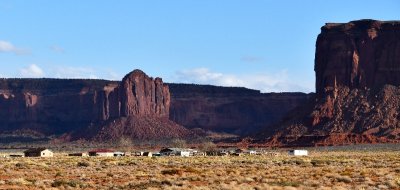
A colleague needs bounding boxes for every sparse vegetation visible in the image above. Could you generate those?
[77,161,90,167]
[0,150,399,189]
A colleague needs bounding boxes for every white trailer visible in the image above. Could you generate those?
[288,150,308,156]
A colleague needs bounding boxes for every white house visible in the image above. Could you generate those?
[159,148,196,157]
[68,152,89,157]
[113,152,125,157]
[132,151,153,157]
[88,149,115,157]
[288,150,308,156]
[132,151,144,156]
[142,152,153,157]
[24,148,53,157]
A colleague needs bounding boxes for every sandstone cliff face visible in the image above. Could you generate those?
[90,70,190,141]
[0,70,189,141]
[269,86,400,146]
[169,84,311,135]
[315,19,400,97]
[0,74,310,142]
[119,70,170,117]
[0,79,114,136]
[267,20,400,146]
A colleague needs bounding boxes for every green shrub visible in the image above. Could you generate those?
[161,169,183,175]
[51,179,81,187]
[77,161,90,167]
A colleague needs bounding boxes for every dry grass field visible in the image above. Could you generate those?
[0,150,400,190]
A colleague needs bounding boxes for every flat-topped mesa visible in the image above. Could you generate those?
[118,69,170,117]
[261,20,400,147]
[322,19,400,32]
[0,69,182,141]
[315,19,400,97]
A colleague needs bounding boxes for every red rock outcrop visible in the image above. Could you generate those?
[90,70,190,141]
[169,84,311,135]
[0,80,114,137]
[0,70,190,142]
[0,72,310,143]
[266,20,400,146]
[267,85,400,146]
[119,70,170,117]
[315,19,400,97]
[94,116,190,141]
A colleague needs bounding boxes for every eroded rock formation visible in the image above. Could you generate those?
[91,70,190,141]
[169,84,311,135]
[267,20,400,146]
[0,79,114,137]
[315,19,400,96]
[0,72,311,142]
[0,70,190,142]
[119,70,170,117]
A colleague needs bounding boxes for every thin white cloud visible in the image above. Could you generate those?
[0,40,29,55]
[20,64,45,78]
[172,68,312,92]
[23,65,122,80]
[107,71,122,80]
[0,41,15,52]
[49,45,65,53]
[52,66,99,79]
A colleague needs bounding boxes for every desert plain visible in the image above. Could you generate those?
[1,147,400,190]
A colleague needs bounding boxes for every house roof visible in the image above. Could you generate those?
[24,148,50,153]
[160,148,196,152]
[235,148,244,153]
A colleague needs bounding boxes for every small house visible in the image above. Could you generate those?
[113,152,125,157]
[248,150,257,155]
[124,152,132,156]
[288,150,308,156]
[132,151,144,156]
[232,149,257,155]
[160,148,196,157]
[132,151,153,157]
[68,152,89,157]
[9,153,24,157]
[24,148,53,157]
[235,148,244,154]
[230,148,246,156]
[192,151,206,156]
[205,151,219,156]
[206,150,228,156]
[142,152,153,157]
[88,149,114,157]
[152,152,161,157]
[264,152,279,157]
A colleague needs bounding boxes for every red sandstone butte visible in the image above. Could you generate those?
[0,69,191,142]
[91,70,191,141]
[0,70,310,142]
[315,19,400,97]
[119,70,170,117]
[265,20,400,147]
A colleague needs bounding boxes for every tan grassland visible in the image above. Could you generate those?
[0,151,399,189]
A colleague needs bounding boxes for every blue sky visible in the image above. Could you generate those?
[0,0,399,92]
